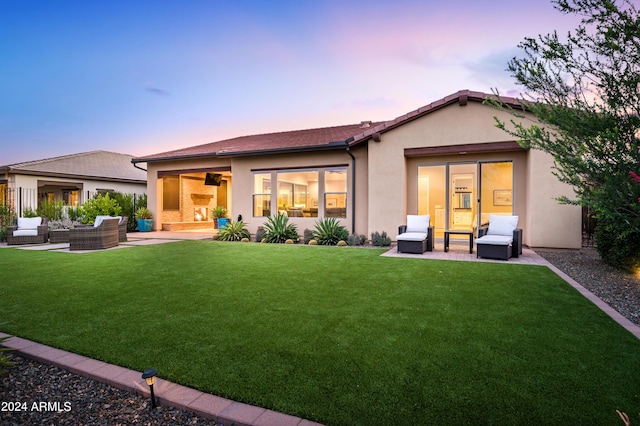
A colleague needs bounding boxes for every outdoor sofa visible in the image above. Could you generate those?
[69,217,120,251]
[6,217,49,245]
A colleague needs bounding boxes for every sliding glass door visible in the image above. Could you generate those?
[417,161,513,238]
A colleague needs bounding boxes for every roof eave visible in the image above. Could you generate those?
[133,142,349,163]
[3,168,145,183]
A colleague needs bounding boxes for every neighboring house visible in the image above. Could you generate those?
[132,90,582,249]
[0,150,147,215]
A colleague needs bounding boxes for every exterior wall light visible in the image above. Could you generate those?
[142,368,158,409]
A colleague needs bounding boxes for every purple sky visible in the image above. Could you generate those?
[0,0,581,165]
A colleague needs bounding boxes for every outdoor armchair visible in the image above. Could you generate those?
[117,216,128,242]
[397,214,434,254]
[7,217,49,245]
[69,218,120,250]
[475,215,522,260]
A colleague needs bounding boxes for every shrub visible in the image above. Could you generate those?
[313,217,349,246]
[285,239,295,244]
[371,231,392,247]
[303,228,314,244]
[22,207,37,218]
[134,207,153,220]
[212,206,228,219]
[0,205,16,242]
[80,193,122,224]
[337,240,347,246]
[218,220,251,241]
[0,334,13,376]
[595,215,640,272]
[67,206,82,221]
[263,213,299,243]
[110,192,143,232]
[37,199,64,220]
[308,239,318,245]
[347,232,367,246]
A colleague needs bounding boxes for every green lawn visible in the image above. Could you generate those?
[1,241,639,425]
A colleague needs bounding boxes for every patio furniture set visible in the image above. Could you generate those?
[397,214,523,260]
[7,216,128,251]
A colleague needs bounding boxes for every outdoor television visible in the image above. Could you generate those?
[204,173,222,186]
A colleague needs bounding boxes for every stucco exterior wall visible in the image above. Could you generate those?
[366,101,581,248]
[525,149,582,249]
[367,102,521,238]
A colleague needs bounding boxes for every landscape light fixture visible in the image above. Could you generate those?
[142,368,158,409]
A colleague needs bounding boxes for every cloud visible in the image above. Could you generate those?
[463,47,524,93]
[145,86,171,96]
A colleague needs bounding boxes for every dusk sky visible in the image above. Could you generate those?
[1,0,582,165]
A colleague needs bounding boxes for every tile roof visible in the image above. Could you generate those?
[133,122,384,163]
[133,90,524,163]
[1,150,147,182]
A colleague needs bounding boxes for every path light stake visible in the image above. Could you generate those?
[142,368,158,409]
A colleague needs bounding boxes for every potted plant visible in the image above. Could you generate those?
[135,207,153,232]
[211,206,228,229]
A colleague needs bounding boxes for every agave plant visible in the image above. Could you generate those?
[263,213,299,243]
[313,217,349,246]
[218,220,251,241]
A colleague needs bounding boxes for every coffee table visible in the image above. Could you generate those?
[444,230,474,254]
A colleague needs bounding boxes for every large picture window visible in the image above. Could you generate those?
[276,170,318,217]
[253,173,271,217]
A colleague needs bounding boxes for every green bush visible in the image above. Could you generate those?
[595,215,640,272]
[80,193,122,224]
[110,192,143,232]
[37,199,64,220]
[371,231,392,247]
[218,220,251,241]
[134,207,153,220]
[263,213,299,243]
[22,207,37,218]
[347,232,367,246]
[67,206,82,221]
[0,334,13,376]
[313,217,349,246]
[0,205,16,242]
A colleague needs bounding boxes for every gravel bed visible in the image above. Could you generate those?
[1,247,639,425]
[535,247,640,326]
[0,355,218,425]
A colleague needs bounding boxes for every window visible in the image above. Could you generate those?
[62,190,79,206]
[276,170,318,217]
[253,173,271,217]
[324,168,347,218]
[163,175,180,210]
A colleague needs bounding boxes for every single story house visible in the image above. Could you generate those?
[132,90,582,249]
[1,150,147,215]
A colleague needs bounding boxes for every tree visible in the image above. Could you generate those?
[491,0,640,270]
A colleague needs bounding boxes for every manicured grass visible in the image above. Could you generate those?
[1,241,639,424]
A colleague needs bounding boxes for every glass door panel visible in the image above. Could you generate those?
[449,163,477,233]
[479,161,513,228]
[417,165,446,239]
